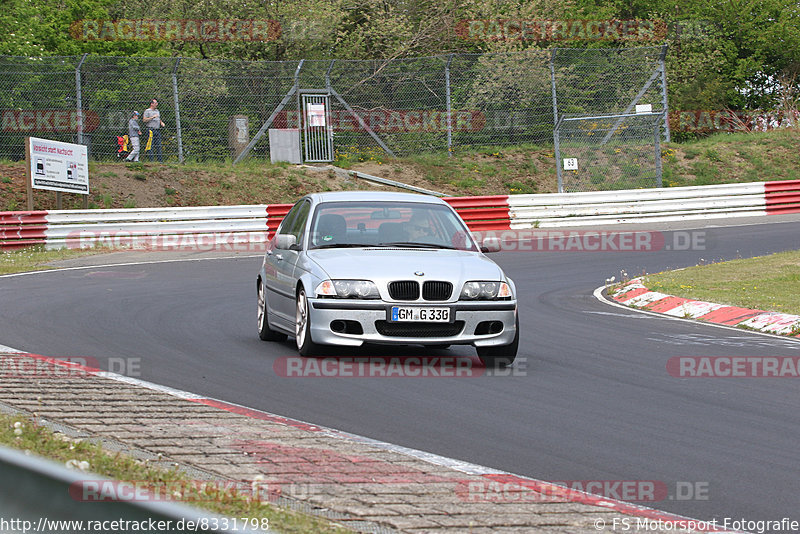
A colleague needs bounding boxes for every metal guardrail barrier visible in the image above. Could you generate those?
[2,180,800,249]
[0,444,261,533]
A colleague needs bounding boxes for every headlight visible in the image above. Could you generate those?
[459,281,512,300]
[315,279,380,299]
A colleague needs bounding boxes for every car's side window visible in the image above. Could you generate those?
[277,202,301,236]
[286,200,311,244]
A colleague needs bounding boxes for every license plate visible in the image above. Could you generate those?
[390,306,450,322]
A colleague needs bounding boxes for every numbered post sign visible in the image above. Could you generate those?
[563,158,578,171]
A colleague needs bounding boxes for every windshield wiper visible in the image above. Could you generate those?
[376,242,458,249]
[311,243,373,249]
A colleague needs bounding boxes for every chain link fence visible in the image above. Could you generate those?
[0,47,668,192]
[556,113,663,192]
[552,46,668,191]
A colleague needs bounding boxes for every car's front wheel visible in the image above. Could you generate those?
[295,286,321,357]
[258,280,287,342]
[476,315,519,368]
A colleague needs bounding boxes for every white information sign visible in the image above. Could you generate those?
[307,104,326,127]
[235,118,248,143]
[635,104,652,114]
[28,137,89,194]
[563,158,578,170]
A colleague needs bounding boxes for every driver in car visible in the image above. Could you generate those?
[406,213,438,243]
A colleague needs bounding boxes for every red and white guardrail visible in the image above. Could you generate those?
[0,204,292,251]
[1,180,799,250]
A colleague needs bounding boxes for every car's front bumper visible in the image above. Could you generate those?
[308,299,517,347]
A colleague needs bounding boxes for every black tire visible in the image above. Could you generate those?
[476,315,519,368]
[295,286,321,357]
[258,280,287,342]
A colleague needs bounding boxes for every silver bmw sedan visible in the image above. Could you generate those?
[257,191,518,367]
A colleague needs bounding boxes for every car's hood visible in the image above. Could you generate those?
[306,248,505,281]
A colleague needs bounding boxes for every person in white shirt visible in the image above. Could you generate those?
[142,98,165,162]
[124,111,141,162]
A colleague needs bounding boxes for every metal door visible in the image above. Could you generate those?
[301,94,333,162]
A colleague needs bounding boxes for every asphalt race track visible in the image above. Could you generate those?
[2,218,800,527]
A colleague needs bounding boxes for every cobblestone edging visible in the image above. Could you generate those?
[0,351,713,533]
[609,279,800,337]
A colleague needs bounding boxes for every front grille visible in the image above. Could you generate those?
[375,320,465,337]
[389,281,419,300]
[422,281,452,301]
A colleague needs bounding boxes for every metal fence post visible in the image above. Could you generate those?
[445,54,453,157]
[654,119,663,187]
[75,53,89,207]
[659,44,671,143]
[295,61,303,151]
[172,58,184,163]
[325,60,334,93]
[550,49,563,193]
[325,60,335,158]
[75,53,88,146]
[554,117,563,194]
[549,49,559,126]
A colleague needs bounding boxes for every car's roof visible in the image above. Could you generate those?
[306,191,447,205]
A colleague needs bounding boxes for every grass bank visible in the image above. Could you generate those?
[640,249,800,315]
[0,246,109,275]
[1,128,798,211]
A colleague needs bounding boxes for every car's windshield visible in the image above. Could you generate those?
[308,201,477,251]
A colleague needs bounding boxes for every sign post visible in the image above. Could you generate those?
[24,137,33,210]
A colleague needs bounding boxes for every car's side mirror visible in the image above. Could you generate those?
[275,234,297,250]
[480,236,501,253]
